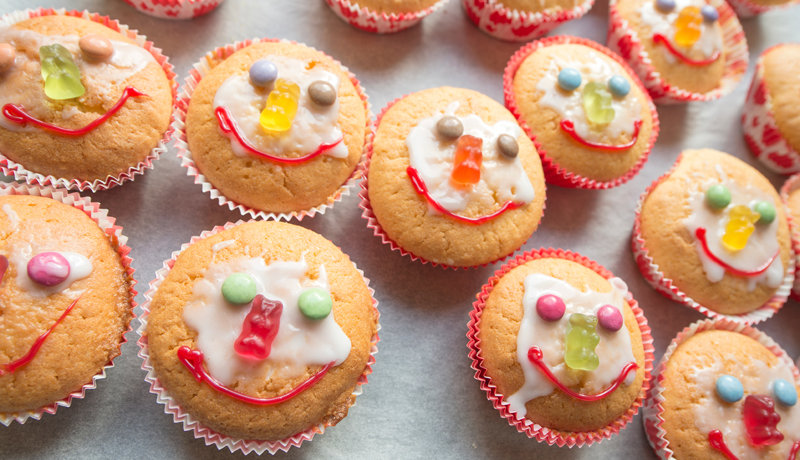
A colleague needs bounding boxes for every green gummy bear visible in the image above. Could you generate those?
[39,44,85,100]
[564,313,600,371]
[581,81,615,126]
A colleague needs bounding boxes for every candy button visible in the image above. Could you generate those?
[705,184,731,210]
[79,34,113,61]
[497,134,518,159]
[308,80,337,106]
[436,115,463,140]
[608,75,630,97]
[249,59,278,87]
[27,252,71,286]
[715,375,744,403]
[0,43,15,73]
[536,294,565,321]
[701,4,718,23]
[773,378,797,406]
[597,304,623,331]
[753,201,776,225]
[557,67,581,91]
[221,273,257,304]
[298,287,333,320]
[655,0,676,12]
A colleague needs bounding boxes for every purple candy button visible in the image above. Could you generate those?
[536,294,566,321]
[597,304,623,331]
[27,252,70,286]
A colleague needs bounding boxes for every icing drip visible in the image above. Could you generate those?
[507,274,637,418]
[212,55,347,160]
[639,0,723,63]
[406,101,534,214]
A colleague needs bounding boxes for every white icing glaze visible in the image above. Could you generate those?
[211,239,235,254]
[9,247,92,298]
[536,57,643,143]
[507,274,637,418]
[2,204,20,231]
[683,171,783,290]
[406,101,534,214]
[0,28,157,132]
[182,256,351,386]
[690,359,800,459]
[639,0,723,63]
[212,55,347,160]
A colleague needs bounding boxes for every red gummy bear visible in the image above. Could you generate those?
[743,394,784,447]
[233,295,283,360]
[451,134,483,187]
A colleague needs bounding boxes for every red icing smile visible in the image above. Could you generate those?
[709,431,800,460]
[2,86,147,136]
[214,106,343,165]
[652,33,722,66]
[695,227,779,278]
[560,119,643,151]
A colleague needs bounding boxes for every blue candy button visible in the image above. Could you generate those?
[656,0,676,12]
[557,68,582,91]
[716,375,744,403]
[701,4,719,23]
[773,379,797,406]
[249,59,278,87]
[608,75,631,97]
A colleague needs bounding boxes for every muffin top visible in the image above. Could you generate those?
[498,0,585,13]
[762,44,800,153]
[352,0,442,13]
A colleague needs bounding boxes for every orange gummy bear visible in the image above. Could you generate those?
[674,6,702,47]
[721,205,760,252]
[451,135,483,187]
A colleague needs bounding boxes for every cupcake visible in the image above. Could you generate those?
[607,0,748,103]
[178,39,369,220]
[780,173,800,300]
[633,149,793,323]
[0,184,134,425]
[725,0,800,17]
[121,0,225,19]
[463,0,594,42]
[504,36,658,189]
[467,249,652,446]
[0,10,175,191]
[139,221,379,453]
[324,0,448,33]
[362,86,546,268]
[743,44,800,175]
[643,319,800,459]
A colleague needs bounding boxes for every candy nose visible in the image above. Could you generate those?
[721,205,759,252]
[743,394,784,447]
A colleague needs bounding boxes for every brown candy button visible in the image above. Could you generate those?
[436,115,463,140]
[79,34,113,61]
[497,134,519,159]
[0,43,15,73]
[308,81,336,106]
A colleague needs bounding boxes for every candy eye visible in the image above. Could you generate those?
[752,201,776,225]
[701,4,718,23]
[27,252,71,286]
[221,272,257,304]
[249,59,278,87]
[557,67,582,91]
[298,287,333,320]
[715,375,744,403]
[308,80,337,106]
[597,304,623,331]
[79,34,113,61]
[655,0,676,12]
[436,115,463,140]
[608,75,630,97]
[536,294,565,321]
[497,134,519,159]
[0,43,15,73]
[772,378,797,406]
[705,184,731,209]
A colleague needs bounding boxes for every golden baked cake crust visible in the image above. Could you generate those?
[763,44,800,153]
[353,0,441,13]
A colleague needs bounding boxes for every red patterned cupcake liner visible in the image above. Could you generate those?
[642,318,800,459]
[136,220,380,455]
[463,0,594,42]
[742,44,800,175]
[0,8,177,192]
[121,0,224,19]
[174,38,371,222]
[466,248,654,447]
[725,0,800,17]
[779,173,800,300]
[359,92,546,270]
[0,183,137,425]
[631,153,794,324]
[503,35,659,189]
[324,0,449,33]
[606,0,748,104]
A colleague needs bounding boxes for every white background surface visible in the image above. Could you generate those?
[1,0,799,458]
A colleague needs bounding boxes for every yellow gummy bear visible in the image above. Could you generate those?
[674,6,702,47]
[721,205,760,252]
[259,79,300,133]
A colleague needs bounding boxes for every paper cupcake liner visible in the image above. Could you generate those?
[174,38,371,222]
[462,0,594,42]
[725,0,800,17]
[606,0,748,104]
[359,93,545,269]
[466,248,654,447]
[121,0,225,19]
[324,0,448,33]
[503,35,659,189]
[136,220,380,455]
[0,183,136,426]
[0,8,177,192]
[642,318,800,459]
[779,173,800,300]
[631,154,794,324]
[742,45,800,175]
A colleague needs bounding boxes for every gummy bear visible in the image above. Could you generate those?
[721,205,760,252]
[451,134,483,187]
[39,44,85,100]
[674,6,702,47]
[743,395,784,447]
[564,313,600,371]
[259,78,300,133]
[233,295,283,360]
[581,82,615,126]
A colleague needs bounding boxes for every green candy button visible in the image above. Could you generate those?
[221,273,257,304]
[705,184,731,209]
[753,201,776,224]
[298,287,332,320]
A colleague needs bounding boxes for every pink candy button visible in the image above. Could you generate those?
[536,294,566,321]
[597,304,623,331]
[27,252,70,286]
